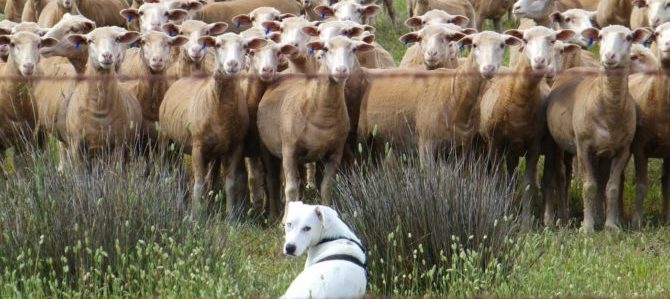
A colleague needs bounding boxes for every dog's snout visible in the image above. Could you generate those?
[285,243,296,255]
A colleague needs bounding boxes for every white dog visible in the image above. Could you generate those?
[281,201,367,299]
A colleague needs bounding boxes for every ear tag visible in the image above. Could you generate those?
[321,12,326,20]
[130,42,136,48]
[75,41,81,49]
[236,20,241,28]
[643,39,650,47]
[459,43,464,51]
[308,47,314,56]
[264,27,271,36]
[587,38,594,47]
[201,43,206,52]
[403,38,408,45]
[127,15,133,22]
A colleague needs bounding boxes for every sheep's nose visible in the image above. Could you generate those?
[102,52,113,60]
[151,57,163,64]
[426,49,438,58]
[284,243,296,255]
[261,66,273,73]
[604,52,616,61]
[227,60,239,68]
[482,64,495,73]
[533,57,546,65]
[22,62,35,71]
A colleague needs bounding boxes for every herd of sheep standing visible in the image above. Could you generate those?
[0,0,668,232]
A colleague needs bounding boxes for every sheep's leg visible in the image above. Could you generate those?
[662,159,670,224]
[632,151,648,229]
[541,146,560,226]
[605,148,630,230]
[522,146,540,218]
[224,146,246,221]
[561,153,574,221]
[261,146,282,220]
[418,138,437,168]
[320,150,343,205]
[476,16,485,31]
[505,153,519,178]
[577,145,597,233]
[57,141,69,173]
[246,157,267,214]
[493,18,502,33]
[383,0,396,25]
[190,144,207,220]
[282,147,300,217]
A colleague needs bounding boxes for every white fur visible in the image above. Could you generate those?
[648,0,670,28]
[282,202,366,299]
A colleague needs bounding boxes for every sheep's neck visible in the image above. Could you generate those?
[598,66,629,105]
[446,53,484,126]
[305,71,346,124]
[68,52,88,75]
[138,59,169,123]
[0,56,36,124]
[179,52,205,77]
[288,54,317,74]
[84,63,121,112]
[209,73,241,110]
[597,0,632,23]
[244,76,269,118]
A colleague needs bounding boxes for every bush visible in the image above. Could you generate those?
[334,154,525,296]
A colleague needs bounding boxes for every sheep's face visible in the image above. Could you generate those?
[69,27,140,71]
[512,0,553,20]
[400,24,465,70]
[0,21,17,60]
[547,40,580,79]
[41,13,95,58]
[233,7,294,30]
[200,33,267,75]
[404,9,470,29]
[308,35,374,83]
[283,202,335,257]
[164,0,205,22]
[263,17,315,58]
[582,26,650,69]
[550,9,596,47]
[249,40,296,82]
[314,1,380,24]
[0,32,57,76]
[629,44,658,72]
[460,31,522,79]
[654,22,670,61]
[139,31,187,72]
[121,3,188,33]
[166,20,228,63]
[57,0,77,9]
[647,0,670,28]
[507,27,575,72]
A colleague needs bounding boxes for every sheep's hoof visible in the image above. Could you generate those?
[580,222,595,234]
[604,220,622,232]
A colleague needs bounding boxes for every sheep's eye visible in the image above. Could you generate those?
[560,49,565,54]
[9,42,15,47]
[139,11,144,16]
[631,55,638,60]
[626,35,633,42]
[565,17,571,22]
[499,43,504,49]
[551,39,556,44]
[472,44,478,48]
[302,226,311,232]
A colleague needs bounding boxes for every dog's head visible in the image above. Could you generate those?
[283,201,339,257]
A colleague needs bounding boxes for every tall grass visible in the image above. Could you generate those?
[334,154,527,296]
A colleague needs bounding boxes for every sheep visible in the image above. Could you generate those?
[407,0,476,28]
[4,0,29,22]
[261,16,320,74]
[548,9,599,68]
[21,0,52,22]
[629,23,670,227]
[398,23,473,70]
[0,31,57,168]
[359,31,521,166]
[478,27,575,220]
[403,9,470,30]
[0,20,18,61]
[594,0,633,27]
[257,35,374,217]
[159,33,267,219]
[630,43,658,73]
[37,0,80,27]
[196,0,301,34]
[163,20,228,77]
[62,27,143,164]
[632,0,670,28]
[119,32,188,148]
[470,0,515,32]
[545,26,650,232]
[120,2,189,33]
[232,6,295,31]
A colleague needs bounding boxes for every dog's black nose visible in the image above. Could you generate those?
[285,243,296,255]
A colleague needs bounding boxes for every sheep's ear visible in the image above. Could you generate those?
[447,32,466,42]
[82,20,96,33]
[586,10,597,21]
[359,0,376,5]
[163,23,180,36]
[313,6,335,19]
[344,26,364,37]
[460,28,478,35]
[563,43,581,54]
[556,29,576,41]
[362,25,375,33]
[355,40,375,52]
[632,0,647,8]
[246,37,268,50]
[632,27,652,43]
[302,25,320,37]
[648,30,657,42]
[261,20,282,32]
[0,28,11,35]
[581,27,600,41]
[361,5,381,18]
[167,9,189,22]
[120,9,140,21]
[458,35,472,46]
[0,35,11,46]
[449,15,469,27]
[399,32,420,44]
[267,32,281,42]
[404,17,423,28]
[307,40,325,51]
[315,206,339,229]
[206,22,228,36]
[504,29,524,40]
[117,31,140,44]
[67,34,88,46]
[504,35,523,46]
[360,33,375,43]
[181,0,204,11]
[280,44,298,55]
[169,35,189,47]
[145,0,161,3]
[198,36,216,48]
[278,13,296,20]
[39,37,58,48]
[231,14,253,27]
[549,11,563,23]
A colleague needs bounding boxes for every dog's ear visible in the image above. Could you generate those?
[315,206,338,229]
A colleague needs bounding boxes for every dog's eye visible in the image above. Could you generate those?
[302,226,311,232]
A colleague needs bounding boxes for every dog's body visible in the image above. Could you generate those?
[282,202,367,299]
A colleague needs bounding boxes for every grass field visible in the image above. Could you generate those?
[1,1,670,297]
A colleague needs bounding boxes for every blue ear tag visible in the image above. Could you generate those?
[308,47,314,56]
[236,20,241,28]
[264,27,270,36]
[75,41,80,49]
[643,39,650,47]
[459,44,464,51]
[130,42,137,48]
[402,38,408,45]
[321,12,326,20]
[587,37,594,47]
[127,15,133,22]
